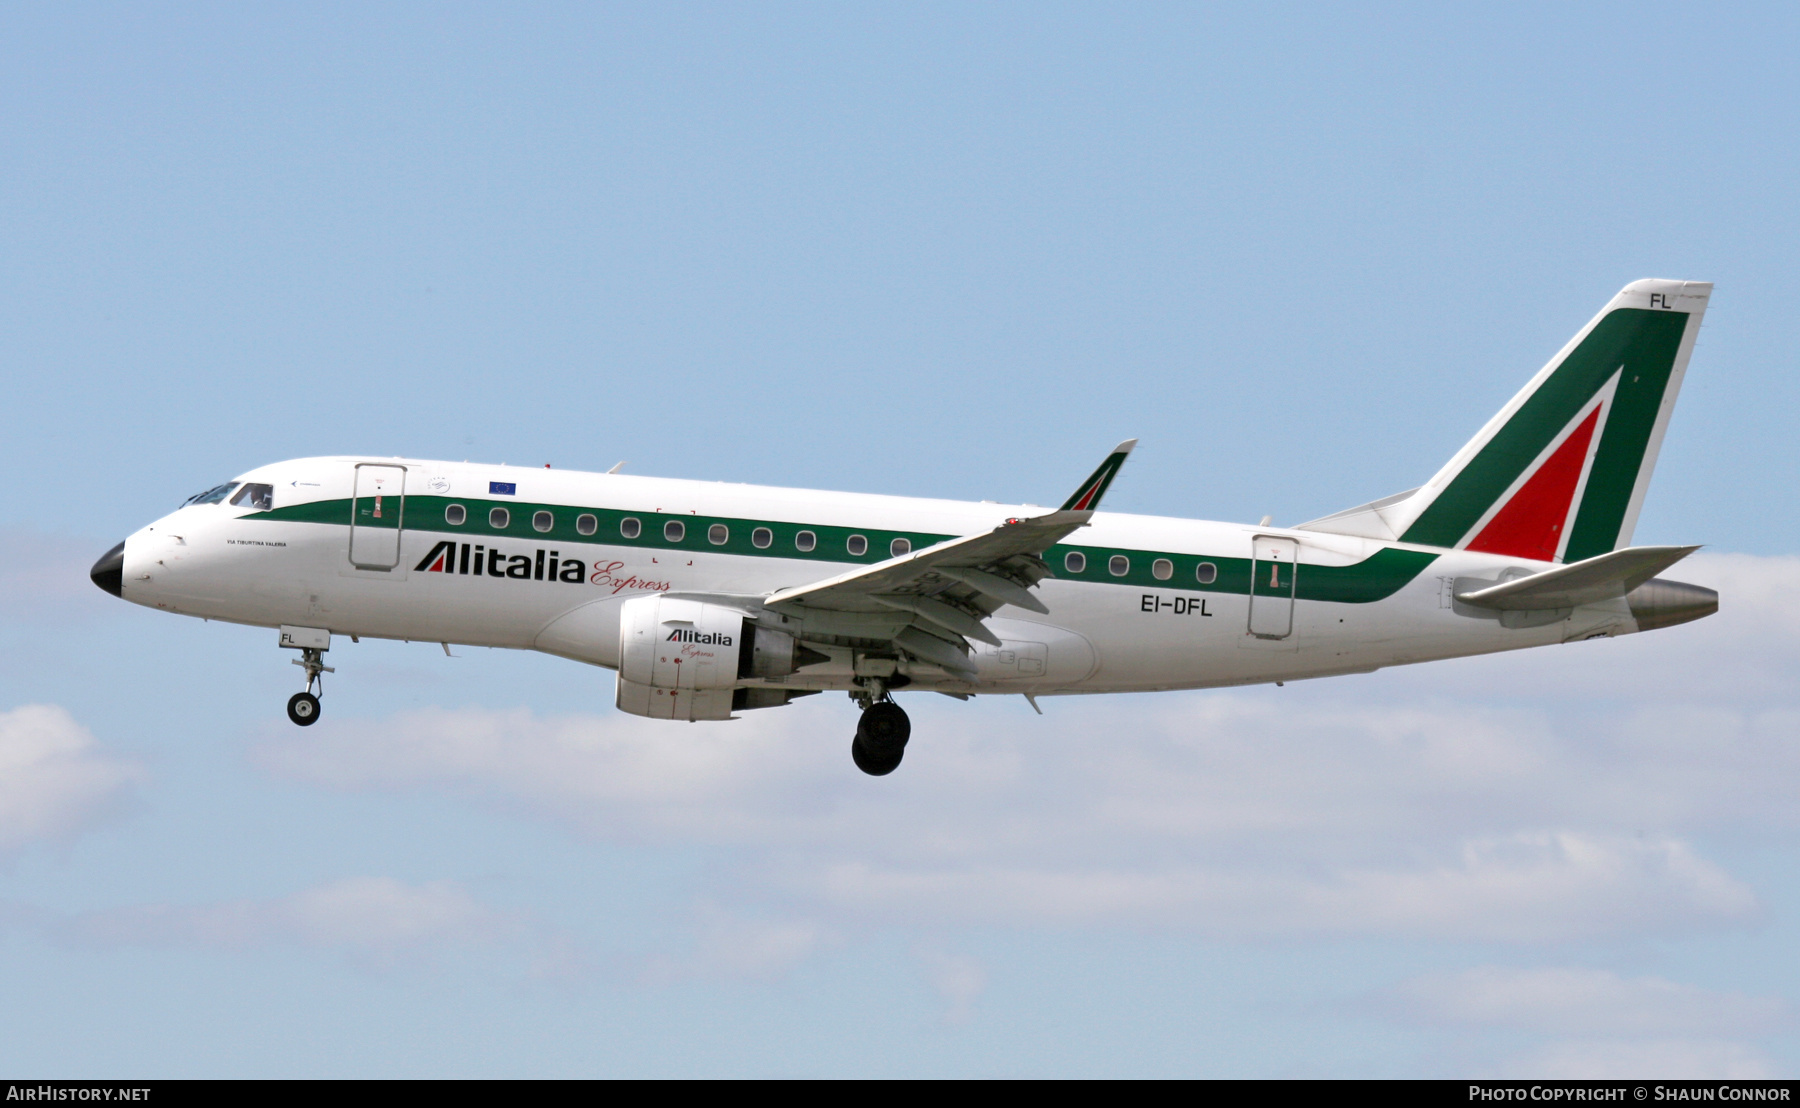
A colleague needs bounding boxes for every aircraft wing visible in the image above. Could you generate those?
[762,441,1135,676]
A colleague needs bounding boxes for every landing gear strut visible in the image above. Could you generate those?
[287,646,333,727]
[850,680,910,776]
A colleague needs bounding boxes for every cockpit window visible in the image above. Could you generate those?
[184,483,238,506]
[229,483,274,511]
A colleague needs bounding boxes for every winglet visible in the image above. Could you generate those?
[1059,440,1137,512]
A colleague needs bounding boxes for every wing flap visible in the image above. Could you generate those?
[935,566,1051,615]
[893,626,978,676]
[875,595,1004,646]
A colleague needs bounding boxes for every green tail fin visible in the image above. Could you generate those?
[1301,280,1711,562]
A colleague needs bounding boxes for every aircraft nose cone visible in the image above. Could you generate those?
[90,541,125,598]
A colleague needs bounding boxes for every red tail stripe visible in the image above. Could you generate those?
[1465,406,1603,562]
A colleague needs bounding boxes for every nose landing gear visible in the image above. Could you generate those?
[850,682,911,776]
[286,646,332,727]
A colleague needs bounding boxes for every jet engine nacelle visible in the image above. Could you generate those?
[617,595,827,691]
[615,595,828,722]
[619,595,748,690]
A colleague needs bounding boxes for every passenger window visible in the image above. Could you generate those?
[795,530,816,552]
[708,523,729,545]
[890,537,911,557]
[576,514,597,536]
[752,527,772,549]
[1064,551,1086,574]
[229,483,274,511]
[185,483,238,506]
[620,517,641,539]
[1196,561,1218,584]
[489,507,510,529]
[445,504,467,526]
[533,510,554,533]
[1152,558,1173,581]
[847,534,868,556]
[1109,555,1130,577]
[664,520,685,543]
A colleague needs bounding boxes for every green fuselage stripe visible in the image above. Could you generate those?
[247,495,1437,604]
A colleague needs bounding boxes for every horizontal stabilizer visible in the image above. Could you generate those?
[1455,545,1700,611]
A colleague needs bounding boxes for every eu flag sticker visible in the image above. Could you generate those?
[489,481,517,496]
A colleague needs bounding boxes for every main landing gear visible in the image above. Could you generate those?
[850,681,911,776]
[287,646,333,727]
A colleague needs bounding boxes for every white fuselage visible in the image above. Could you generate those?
[116,456,1642,698]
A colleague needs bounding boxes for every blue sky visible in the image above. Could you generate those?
[2,2,1797,1077]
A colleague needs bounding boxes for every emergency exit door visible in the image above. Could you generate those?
[349,464,407,569]
[1248,535,1298,639]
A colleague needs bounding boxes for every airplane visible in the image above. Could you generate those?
[89,279,1719,775]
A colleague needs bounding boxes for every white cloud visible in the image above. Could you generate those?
[787,832,1754,939]
[280,877,503,950]
[1389,962,1791,1080]
[0,704,142,852]
[1394,966,1788,1037]
[249,553,1800,944]
[1303,833,1757,943]
[250,701,1766,940]
[1499,1039,1779,1080]
[69,877,509,965]
[631,905,836,986]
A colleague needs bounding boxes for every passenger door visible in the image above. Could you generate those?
[1248,535,1298,639]
[349,463,407,569]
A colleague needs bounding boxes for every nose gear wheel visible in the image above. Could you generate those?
[287,691,321,726]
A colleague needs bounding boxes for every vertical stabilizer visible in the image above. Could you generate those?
[1302,280,1711,561]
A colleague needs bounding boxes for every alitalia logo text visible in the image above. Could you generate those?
[413,539,587,583]
[666,628,733,645]
[412,540,672,594]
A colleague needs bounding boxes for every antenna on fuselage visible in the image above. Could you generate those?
[606,461,626,474]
